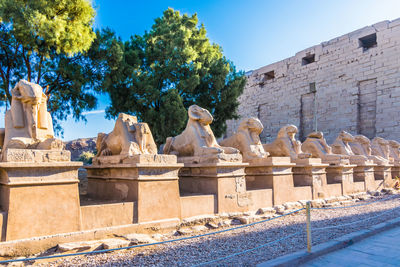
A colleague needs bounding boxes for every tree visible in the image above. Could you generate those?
[100,8,246,145]
[0,0,101,134]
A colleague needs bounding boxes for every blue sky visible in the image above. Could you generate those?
[5,0,400,140]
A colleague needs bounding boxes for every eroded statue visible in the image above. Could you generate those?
[220,117,269,162]
[301,131,349,165]
[349,135,389,165]
[0,80,68,162]
[371,137,392,164]
[331,131,370,164]
[263,124,310,161]
[94,113,164,164]
[388,140,400,163]
[163,105,241,163]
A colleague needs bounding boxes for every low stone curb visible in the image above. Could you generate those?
[257,216,400,267]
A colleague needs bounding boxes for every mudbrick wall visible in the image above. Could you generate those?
[226,18,400,143]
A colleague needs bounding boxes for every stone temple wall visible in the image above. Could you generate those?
[226,18,400,144]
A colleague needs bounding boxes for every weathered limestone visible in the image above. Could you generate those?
[0,80,82,241]
[302,131,350,165]
[261,125,328,199]
[163,106,249,213]
[388,140,400,178]
[245,157,311,205]
[221,121,311,205]
[263,125,311,160]
[87,113,182,223]
[331,131,375,192]
[94,113,157,164]
[302,131,357,195]
[370,137,394,187]
[227,19,400,144]
[1,80,67,162]
[350,135,392,190]
[163,105,241,164]
[220,117,269,162]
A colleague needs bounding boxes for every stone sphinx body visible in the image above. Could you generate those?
[2,80,62,151]
[349,135,388,165]
[388,140,400,164]
[263,124,310,161]
[0,80,68,162]
[301,131,349,165]
[220,117,269,162]
[370,137,392,165]
[331,131,371,164]
[94,113,160,164]
[163,105,240,163]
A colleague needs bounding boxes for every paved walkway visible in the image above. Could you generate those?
[302,226,400,267]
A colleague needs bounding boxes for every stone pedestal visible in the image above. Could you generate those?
[86,155,182,223]
[325,164,357,195]
[350,158,376,192]
[0,161,82,241]
[179,162,250,214]
[353,165,376,192]
[292,158,331,199]
[391,164,400,180]
[245,157,312,206]
[374,165,394,189]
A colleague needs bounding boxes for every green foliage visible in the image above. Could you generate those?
[99,8,246,145]
[78,150,95,165]
[0,0,100,135]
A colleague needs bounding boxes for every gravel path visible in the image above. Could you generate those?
[27,193,400,266]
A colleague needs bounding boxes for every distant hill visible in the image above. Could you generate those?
[64,137,97,161]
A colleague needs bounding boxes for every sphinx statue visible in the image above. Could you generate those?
[388,140,400,164]
[263,124,311,161]
[371,137,392,164]
[349,135,389,165]
[163,105,241,163]
[93,113,164,165]
[0,80,68,162]
[331,131,371,165]
[220,117,269,162]
[301,131,349,165]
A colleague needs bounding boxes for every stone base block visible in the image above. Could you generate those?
[245,158,312,205]
[81,202,135,230]
[86,163,182,223]
[177,153,242,164]
[179,163,250,213]
[292,162,330,199]
[93,154,177,165]
[391,165,400,180]
[326,165,356,195]
[2,148,70,163]
[180,194,216,218]
[0,162,82,241]
[247,189,273,211]
[374,165,394,188]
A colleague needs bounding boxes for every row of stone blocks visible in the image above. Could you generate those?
[0,155,394,242]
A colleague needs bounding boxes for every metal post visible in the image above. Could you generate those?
[306,201,312,253]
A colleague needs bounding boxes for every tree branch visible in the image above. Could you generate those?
[22,47,31,81]
[36,54,44,84]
